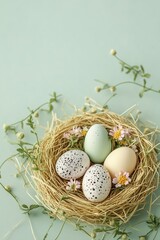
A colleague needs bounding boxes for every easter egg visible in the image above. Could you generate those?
[104,147,137,178]
[84,124,111,163]
[82,164,111,202]
[55,149,90,180]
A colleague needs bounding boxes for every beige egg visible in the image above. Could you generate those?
[103,147,137,178]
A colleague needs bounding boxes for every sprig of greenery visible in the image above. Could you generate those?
[95,50,160,98]
[3,91,61,134]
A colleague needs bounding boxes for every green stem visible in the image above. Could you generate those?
[43,219,56,240]
[115,55,134,70]
[54,219,67,240]
[101,231,107,240]
[0,182,22,209]
[115,81,159,93]
[10,102,49,127]
[0,153,19,170]
[103,93,116,107]
[146,229,153,236]
[153,229,159,240]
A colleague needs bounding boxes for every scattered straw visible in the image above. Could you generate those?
[29,111,159,225]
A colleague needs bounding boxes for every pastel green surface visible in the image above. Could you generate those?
[0,1,160,240]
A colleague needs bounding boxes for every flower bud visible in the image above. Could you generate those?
[5,185,12,192]
[109,86,116,92]
[3,124,10,132]
[121,234,128,240]
[139,237,146,240]
[16,132,25,140]
[110,49,117,56]
[95,86,102,92]
[85,96,90,101]
[90,232,96,239]
[33,111,39,118]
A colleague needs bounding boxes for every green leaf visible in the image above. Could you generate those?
[140,65,145,73]
[126,68,132,74]
[103,83,110,89]
[17,148,24,153]
[133,65,139,70]
[143,79,146,86]
[133,71,138,81]
[22,204,29,209]
[29,204,40,210]
[143,73,151,78]
[48,103,53,112]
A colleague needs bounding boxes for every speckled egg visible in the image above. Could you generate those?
[104,147,137,178]
[82,164,111,202]
[84,124,111,163]
[55,149,90,180]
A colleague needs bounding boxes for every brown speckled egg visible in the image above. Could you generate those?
[55,150,90,180]
[82,164,111,202]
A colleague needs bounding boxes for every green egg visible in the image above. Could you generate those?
[84,124,111,163]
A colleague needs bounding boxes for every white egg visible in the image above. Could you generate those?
[104,147,137,178]
[84,124,111,163]
[55,149,90,180]
[82,164,111,202]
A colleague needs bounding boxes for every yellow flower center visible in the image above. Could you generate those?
[113,130,121,140]
[118,175,127,185]
[81,130,87,136]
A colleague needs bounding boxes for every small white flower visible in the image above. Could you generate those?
[110,49,117,56]
[66,179,81,191]
[112,171,131,188]
[70,126,82,136]
[63,132,71,139]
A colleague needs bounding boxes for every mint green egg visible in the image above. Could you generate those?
[84,124,111,163]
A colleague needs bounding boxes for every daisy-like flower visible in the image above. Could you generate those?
[124,128,130,136]
[112,171,131,188]
[63,132,71,139]
[109,125,126,141]
[81,126,88,136]
[66,179,81,191]
[70,126,82,136]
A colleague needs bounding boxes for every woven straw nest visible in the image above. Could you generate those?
[31,111,159,225]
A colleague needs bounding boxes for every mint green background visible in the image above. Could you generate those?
[0,1,160,239]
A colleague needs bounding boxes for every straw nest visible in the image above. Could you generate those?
[31,111,159,225]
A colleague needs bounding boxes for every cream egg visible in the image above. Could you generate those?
[104,147,137,178]
[82,164,111,202]
[55,149,90,180]
[84,124,111,163]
